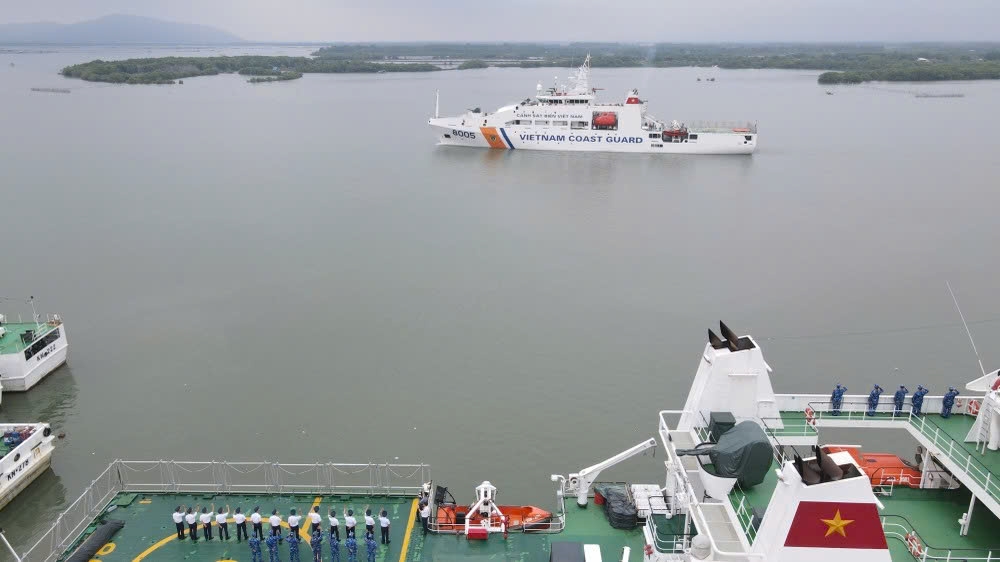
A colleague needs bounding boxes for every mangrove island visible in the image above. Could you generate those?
[60,43,1000,85]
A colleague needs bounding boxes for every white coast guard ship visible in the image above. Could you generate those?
[0,299,68,392]
[428,55,757,154]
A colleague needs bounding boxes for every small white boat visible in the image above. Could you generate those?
[0,299,68,391]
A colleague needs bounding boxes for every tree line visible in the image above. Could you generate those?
[61,56,438,84]
[60,45,1000,85]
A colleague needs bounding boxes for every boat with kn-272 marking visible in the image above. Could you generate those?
[428,55,757,154]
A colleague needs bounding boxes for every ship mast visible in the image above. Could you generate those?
[568,54,591,95]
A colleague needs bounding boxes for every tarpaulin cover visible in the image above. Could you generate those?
[678,420,772,488]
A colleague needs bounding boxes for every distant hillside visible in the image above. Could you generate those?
[0,14,243,44]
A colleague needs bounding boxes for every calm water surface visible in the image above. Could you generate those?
[1,45,999,550]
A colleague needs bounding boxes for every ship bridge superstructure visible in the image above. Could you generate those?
[657,322,1000,562]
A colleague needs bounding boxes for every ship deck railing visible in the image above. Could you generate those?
[687,121,758,134]
[882,513,1000,562]
[644,514,689,554]
[796,399,1000,517]
[0,315,61,355]
[658,410,766,559]
[20,459,429,562]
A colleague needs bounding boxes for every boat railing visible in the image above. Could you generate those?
[658,410,766,559]
[758,415,818,437]
[881,514,1000,561]
[807,399,914,423]
[518,478,567,534]
[866,465,917,494]
[727,480,761,545]
[688,121,758,133]
[20,462,119,562]
[907,413,1000,507]
[20,459,429,562]
[807,400,1000,507]
[644,514,689,554]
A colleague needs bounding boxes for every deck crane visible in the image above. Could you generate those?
[566,438,657,507]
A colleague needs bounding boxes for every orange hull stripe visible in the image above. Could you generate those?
[480,127,507,149]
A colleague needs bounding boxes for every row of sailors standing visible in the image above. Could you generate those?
[830,383,960,417]
[249,529,381,562]
[172,504,391,544]
[173,504,236,541]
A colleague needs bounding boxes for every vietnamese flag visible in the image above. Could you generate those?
[783,501,888,549]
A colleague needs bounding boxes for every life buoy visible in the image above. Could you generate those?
[644,543,654,557]
[805,406,817,427]
[991,378,1000,391]
[969,399,981,415]
[905,531,924,556]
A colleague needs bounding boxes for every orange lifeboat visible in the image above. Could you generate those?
[825,446,922,488]
[434,504,553,532]
[593,112,617,127]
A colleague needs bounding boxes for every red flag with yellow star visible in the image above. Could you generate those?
[783,501,887,549]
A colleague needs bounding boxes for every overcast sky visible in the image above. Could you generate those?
[3,0,999,43]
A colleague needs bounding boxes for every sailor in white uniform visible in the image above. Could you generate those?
[270,509,283,538]
[328,508,341,540]
[344,508,357,538]
[309,505,323,534]
[251,506,264,538]
[378,510,391,544]
[364,509,375,535]
[200,506,214,541]
[419,501,431,535]
[234,507,248,541]
[185,507,198,542]
[288,509,302,538]
[216,505,231,540]
[172,506,186,539]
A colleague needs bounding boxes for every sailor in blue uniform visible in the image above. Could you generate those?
[288,532,301,562]
[346,535,358,562]
[364,531,378,562]
[831,384,847,416]
[866,384,884,416]
[893,385,909,415]
[266,532,281,562]
[249,534,263,562]
[942,386,960,418]
[330,530,341,562]
[310,530,323,562]
[911,385,929,415]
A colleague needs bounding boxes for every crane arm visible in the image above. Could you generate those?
[568,438,657,506]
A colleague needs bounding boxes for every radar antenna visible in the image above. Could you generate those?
[947,281,987,377]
